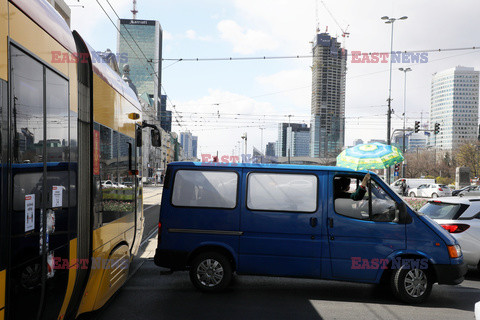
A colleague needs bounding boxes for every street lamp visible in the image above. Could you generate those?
[399,67,412,178]
[381,15,408,183]
[241,133,247,163]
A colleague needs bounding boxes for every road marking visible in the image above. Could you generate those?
[140,227,158,248]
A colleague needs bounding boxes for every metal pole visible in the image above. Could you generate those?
[386,21,394,184]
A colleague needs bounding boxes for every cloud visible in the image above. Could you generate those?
[163,30,173,41]
[185,29,197,39]
[256,69,311,108]
[217,20,279,54]
[70,0,132,51]
[184,29,212,41]
[172,89,280,155]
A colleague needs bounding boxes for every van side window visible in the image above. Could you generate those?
[334,175,397,222]
[247,173,317,213]
[172,170,238,209]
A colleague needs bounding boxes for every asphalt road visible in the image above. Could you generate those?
[81,186,480,320]
[87,261,480,320]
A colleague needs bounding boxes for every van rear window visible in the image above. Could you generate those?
[171,170,238,209]
[247,173,317,213]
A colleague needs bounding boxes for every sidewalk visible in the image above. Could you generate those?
[143,185,164,206]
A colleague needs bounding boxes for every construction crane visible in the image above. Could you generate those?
[318,0,350,47]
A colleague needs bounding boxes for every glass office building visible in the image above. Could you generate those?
[430,66,479,150]
[117,19,163,110]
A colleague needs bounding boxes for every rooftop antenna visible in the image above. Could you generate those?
[131,0,138,19]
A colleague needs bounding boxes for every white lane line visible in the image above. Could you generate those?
[140,227,158,248]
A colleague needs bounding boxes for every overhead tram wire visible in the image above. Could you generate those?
[160,46,480,62]
[97,0,191,132]
[96,1,450,136]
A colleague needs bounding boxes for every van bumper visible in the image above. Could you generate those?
[154,249,188,270]
[433,261,467,285]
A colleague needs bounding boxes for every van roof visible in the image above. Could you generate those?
[167,161,371,174]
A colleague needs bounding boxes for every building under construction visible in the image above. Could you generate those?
[310,32,347,159]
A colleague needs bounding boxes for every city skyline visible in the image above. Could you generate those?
[71,0,480,156]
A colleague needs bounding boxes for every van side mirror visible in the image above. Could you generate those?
[151,128,161,147]
[396,202,412,224]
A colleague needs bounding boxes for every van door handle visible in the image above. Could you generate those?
[328,218,333,228]
[310,217,318,227]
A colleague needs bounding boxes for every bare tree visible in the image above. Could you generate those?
[454,140,480,177]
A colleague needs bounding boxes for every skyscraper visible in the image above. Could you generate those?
[310,33,347,158]
[180,131,194,159]
[159,95,172,132]
[277,123,310,157]
[117,19,163,110]
[430,66,479,150]
[192,136,198,159]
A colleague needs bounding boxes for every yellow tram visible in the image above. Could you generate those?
[0,0,155,319]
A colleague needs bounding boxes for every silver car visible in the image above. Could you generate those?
[419,197,480,270]
[458,186,480,197]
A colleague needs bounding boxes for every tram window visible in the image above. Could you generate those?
[98,125,136,224]
[46,69,69,162]
[13,172,43,211]
[11,47,44,164]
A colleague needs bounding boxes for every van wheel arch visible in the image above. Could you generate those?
[379,255,437,285]
[187,245,236,271]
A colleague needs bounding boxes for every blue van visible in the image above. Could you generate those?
[154,162,466,303]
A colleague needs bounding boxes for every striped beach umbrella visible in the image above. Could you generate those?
[336,142,404,171]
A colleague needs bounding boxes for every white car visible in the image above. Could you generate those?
[419,197,480,270]
[408,183,452,198]
[101,180,127,189]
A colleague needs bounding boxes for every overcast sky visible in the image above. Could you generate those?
[71,0,480,156]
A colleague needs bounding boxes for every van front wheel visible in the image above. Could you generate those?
[391,264,432,304]
[190,252,232,292]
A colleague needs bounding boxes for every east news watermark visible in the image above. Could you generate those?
[201,153,279,166]
[54,257,129,270]
[51,51,129,64]
[351,257,429,270]
[351,51,428,64]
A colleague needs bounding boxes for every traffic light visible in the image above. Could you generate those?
[414,121,420,133]
[434,122,440,135]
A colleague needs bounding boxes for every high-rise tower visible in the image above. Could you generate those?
[310,32,347,158]
[430,66,479,150]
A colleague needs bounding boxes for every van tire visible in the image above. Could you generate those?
[431,193,438,198]
[390,264,432,304]
[190,252,232,292]
[409,192,416,198]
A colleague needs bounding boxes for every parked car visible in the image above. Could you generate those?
[456,186,480,197]
[419,197,480,271]
[154,162,466,304]
[408,184,452,198]
[101,180,127,189]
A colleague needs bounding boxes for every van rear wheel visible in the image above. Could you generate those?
[409,192,416,198]
[190,252,232,292]
[391,264,432,304]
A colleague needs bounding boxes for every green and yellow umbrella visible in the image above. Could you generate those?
[336,142,404,171]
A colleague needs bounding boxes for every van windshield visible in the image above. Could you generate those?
[418,202,465,220]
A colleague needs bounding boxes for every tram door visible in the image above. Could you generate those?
[8,46,72,319]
